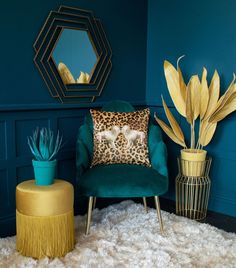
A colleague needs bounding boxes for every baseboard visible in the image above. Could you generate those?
[0,100,147,112]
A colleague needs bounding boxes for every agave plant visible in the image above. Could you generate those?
[155,56,236,149]
[27,127,63,161]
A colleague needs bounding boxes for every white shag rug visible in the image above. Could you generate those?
[1,201,236,268]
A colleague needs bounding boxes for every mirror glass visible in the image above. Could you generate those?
[52,28,98,84]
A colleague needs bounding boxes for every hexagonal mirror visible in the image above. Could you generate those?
[34,6,112,103]
[52,29,98,85]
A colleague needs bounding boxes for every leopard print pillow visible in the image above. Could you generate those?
[90,108,151,167]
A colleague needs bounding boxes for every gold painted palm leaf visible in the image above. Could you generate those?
[190,75,201,120]
[58,62,76,84]
[85,73,90,83]
[161,96,185,144]
[161,57,236,149]
[178,67,186,102]
[77,71,87,83]
[164,61,186,117]
[186,76,198,124]
[177,56,187,103]
[154,114,186,147]
[203,70,220,120]
[200,68,209,119]
[209,92,236,123]
[209,75,236,119]
[199,120,217,147]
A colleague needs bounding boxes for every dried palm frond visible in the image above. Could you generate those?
[177,55,187,103]
[199,120,217,147]
[191,75,201,120]
[154,114,186,147]
[58,62,76,84]
[164,61,186,117]
[160,57,236,150]
[200,68,209,119]
[209,92,236,123]
[203,70,220,120]
[209,75,236,119]
[161,96,185,144]
[186,77,195,124]
[77,71,87,83]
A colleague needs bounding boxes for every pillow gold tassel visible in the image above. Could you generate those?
[16,210,75,259]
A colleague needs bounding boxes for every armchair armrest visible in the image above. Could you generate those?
[148,125,168,178]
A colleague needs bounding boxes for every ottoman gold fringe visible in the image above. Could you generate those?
[16,210,75,259]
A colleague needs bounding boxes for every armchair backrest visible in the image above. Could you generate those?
[76,101,168,178]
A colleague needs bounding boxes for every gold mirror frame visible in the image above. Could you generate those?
[34,6,112,103]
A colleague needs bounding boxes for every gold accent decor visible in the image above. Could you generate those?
[176,157,212,220]
[154,57,236,220]
[143,197,148,213]
[58,62,76,84]
[86,196,93,235]
[180,149,207,176]
[16,180,75,259]
[33,5,112,103]
[85,196,164,235]
[154,196,164,234]
[16,180,74,216]
[16,210,74,259]
[77,71,90,84]
[155,57,236,152]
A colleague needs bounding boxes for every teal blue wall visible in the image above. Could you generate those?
[0,0,147,107]
[146,0,236,217]
[0,0,148,237]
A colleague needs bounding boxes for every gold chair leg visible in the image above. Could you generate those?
[86,197,93,235]
[143,197,148,213]
[93,197,97,210]
[154,196,164,234]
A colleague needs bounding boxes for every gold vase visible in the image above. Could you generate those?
[180,149,207,177]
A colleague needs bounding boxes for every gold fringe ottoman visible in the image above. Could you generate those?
[16,179,75,259]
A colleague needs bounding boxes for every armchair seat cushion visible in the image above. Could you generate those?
[78,164,168,198]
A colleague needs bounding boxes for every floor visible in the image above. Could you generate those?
[153,197,236,234]
[93,196,236,234]
[1,201,236,267]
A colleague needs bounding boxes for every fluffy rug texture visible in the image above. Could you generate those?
[0,201,236,268]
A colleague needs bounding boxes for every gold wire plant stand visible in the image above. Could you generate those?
[176,157,212,221]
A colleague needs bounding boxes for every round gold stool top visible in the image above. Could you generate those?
[16,179,74,216]
[16,179,75,259]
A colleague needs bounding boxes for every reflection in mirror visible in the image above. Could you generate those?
[52,28,98,84]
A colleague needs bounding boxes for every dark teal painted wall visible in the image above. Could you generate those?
[0,0,148,237]
[0,0,147,107]
[146,0,236,216]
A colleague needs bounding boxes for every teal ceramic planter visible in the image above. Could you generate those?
[32,160,57,186]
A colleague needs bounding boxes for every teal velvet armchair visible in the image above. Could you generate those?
[76,101,168,234]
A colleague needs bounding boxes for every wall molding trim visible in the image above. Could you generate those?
[147,102,175,108]
[0,101,147,112]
